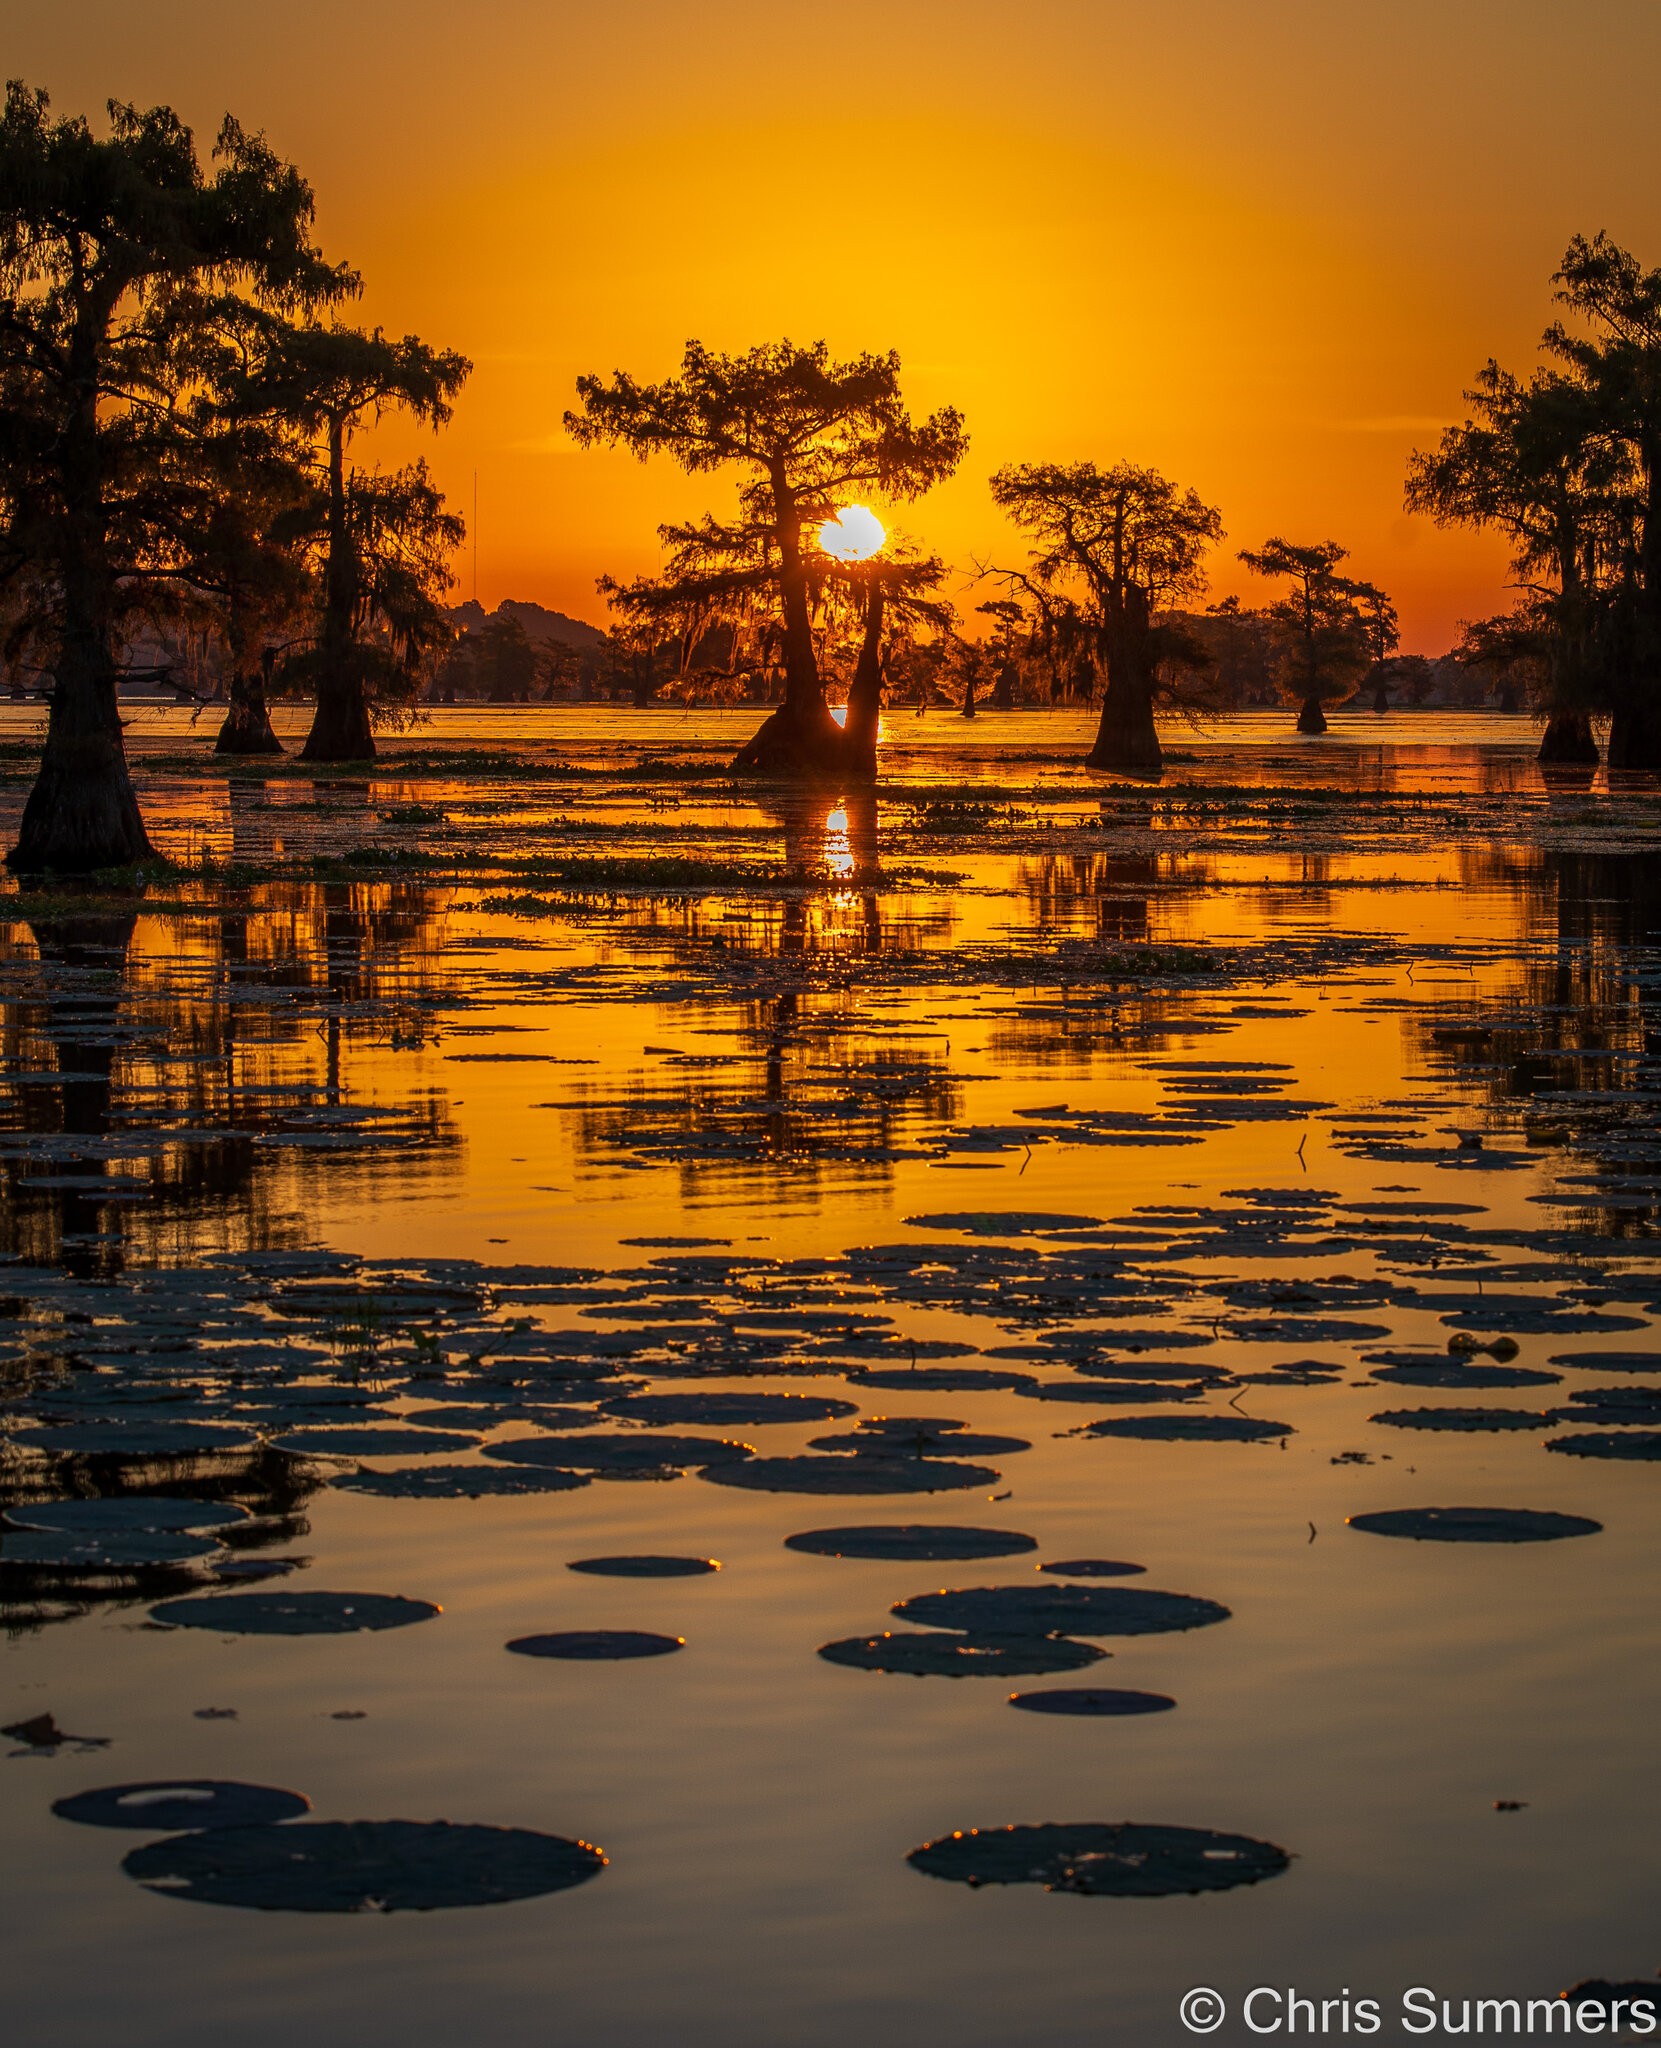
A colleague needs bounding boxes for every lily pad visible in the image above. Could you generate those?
[2,1529,222,1568]
[703,1456,999,1495]
[1549,1351,1661,1374]
[149,1591,440,1635]
[1007,1688,1175,1715]
[906,1821,1289,1895]
[4,1498,250,1536]
[15,1420,259,1457]
[818,1631,1106,1677]
[271,1426,480,1458]
[487,1433,753,1473]
[1346,1507,1602,1543]
[567,1556,719,1577]
[122,1818,606,1911]
[784,1525,1038,1561]
[507,1630,684,1659]
[1037,1559,1146,1578]
[1545,1431,1661,1461]
[904,1212,1103,1235]
[332,1464,591,1499]
[1370,1408,1545,1433]
[893,1583,1229,1637]
[1083,1414,1292,1443]
[54,1780,310,1832]
[601,1392,856,1426]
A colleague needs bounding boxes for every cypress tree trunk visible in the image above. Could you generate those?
[301,416,375,764]
[961,669,977,719]
[1086,608,1162,773]
[731,479,847,777]
[1606,693,1661,772]
[1296,696,1329,735]
[215,649,283,756]
[9,379,154,869]
[842,580,885,781]
[1538,711,1600,767]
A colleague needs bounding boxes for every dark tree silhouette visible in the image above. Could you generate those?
[989,461,1223,773]
[1544,234,1661,769]
[249,323,469,761]
[1407,358,1619,764]
[566,339,966,777]
[1239,537,1375,733]
[0,82,347,870]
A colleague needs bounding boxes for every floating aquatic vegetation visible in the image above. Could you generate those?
[332,1464,591,1499]
[1545,1431,1661,1461]
[1082,1414,1291,1443]
[903,1212,1105,1235]
[1549,1351,1661,1374]
[892,1584,1229,1637]
[905,1821,1290,1894]
[1036,1559,1146,1578]
[1368,1363,1559,1389]
[507,1630,684,1658]
[121,1818,606,1911]
[12,1420,261,1457]
[269,1426,482,1458]
[600,1392,856,1426]
[1007,1688,1174,1715]
[1370,1408,1545,1433]
[2,1529,223,1568]
[704,1456,999,1495]
[807,1428,1030,1458]
[2,1498,250,1534]
[1346,1508,1602,1543]
[486,1432,754,1474]
[784,1525,1038,1561]
[53,1780,310,1831]
[847,1366,1037,1392]
[566,1555,719,1577]
[818,1631,1106,1677]
[149,1591,440,1634]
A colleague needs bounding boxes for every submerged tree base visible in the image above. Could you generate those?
[1606,699,1661,774]
[1296,697,1329,735]
[730,699,862,780]
[1085,689,1163,775]
[1539,711,1600,767]
[300,689,377,765]
[8,736,156,874]
[215,690,284,757]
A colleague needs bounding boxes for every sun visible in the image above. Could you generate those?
[817,504,887,562]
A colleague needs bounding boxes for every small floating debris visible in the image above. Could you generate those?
[1346,1507,1602,1543]
[2,1713,109,1751]
[53,1780,310,1831]
[784,1526,1038,1561]
[906,1821,1289,1894]
[891,1584,1229,1637]
[149,1591,440,1635]
[818,1631,1105,1677]
[121,1818,606,1910]
[1007,1688,1175,1716]
[567,1556,719,1578]
[507,1630,684,1659]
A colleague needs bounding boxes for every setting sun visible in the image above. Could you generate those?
[817,504,887,562]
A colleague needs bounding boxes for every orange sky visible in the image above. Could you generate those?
[14,0,1661,650]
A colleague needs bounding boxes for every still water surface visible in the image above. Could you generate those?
[2,710,1658,2046]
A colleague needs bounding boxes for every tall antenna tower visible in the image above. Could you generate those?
[472,469,479,605]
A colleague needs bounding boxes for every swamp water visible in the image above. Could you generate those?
[2,707,1658,2046]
